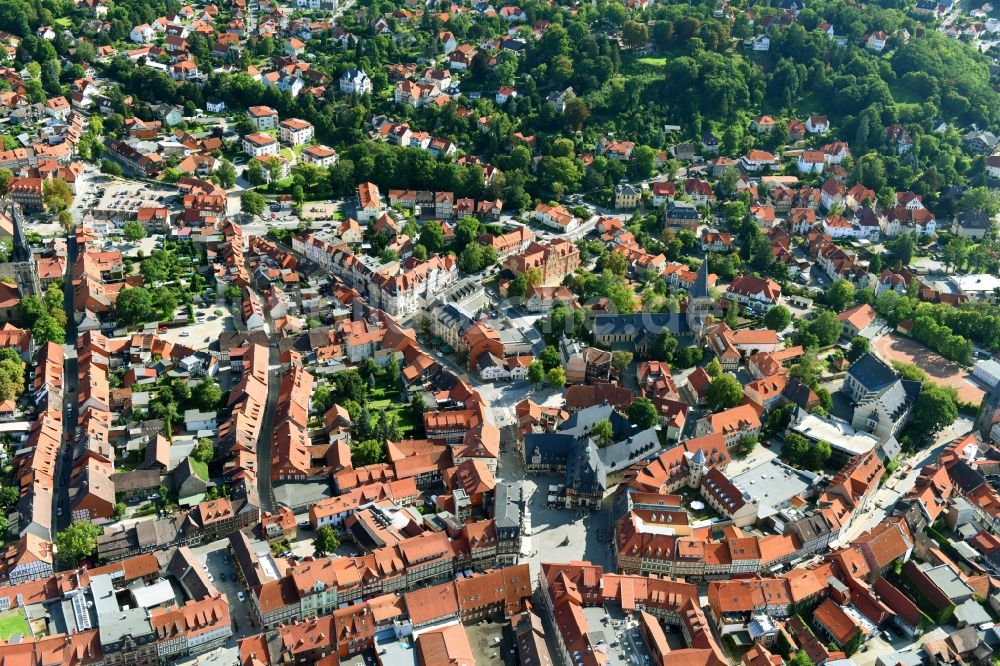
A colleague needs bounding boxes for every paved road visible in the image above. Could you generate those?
[52,168,99,534]
[252,296,281,514]
[839,415,972,545]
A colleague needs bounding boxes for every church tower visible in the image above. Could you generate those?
[0,200,40,299]
[686,448,707,488]
[686,259,715,340]
[975,382,1000,444]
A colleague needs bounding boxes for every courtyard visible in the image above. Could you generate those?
[874,333,984,404]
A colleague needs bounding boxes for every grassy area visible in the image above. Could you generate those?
[368,394,420,436]
[635,56,667,67]
[190,458,209,481]
[0,611,29,640]
[889,79,926,105]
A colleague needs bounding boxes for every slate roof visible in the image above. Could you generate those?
[592,313,691,339]
[847,352,897,394]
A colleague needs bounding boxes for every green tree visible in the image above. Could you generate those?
[350,439,384,466]
[705,357,723,379]
[113,502,127,519]
[313,525,341,555]
[192,376,223,411]
[603,251,630,277]
[783,433,810,466]
[675,347,703,368]
[116,287,155,325]
[909,384,958,444]
[0,168,12,195]
[591,419,615,447]
[815,387,832,412]
[790,651,815,666]
[247,159,265,186]
[805,440,831,471]
[803,311,843,347]
[735,435,757,456]
[826,279,855,312]
[42,178,73,212]
[56,521,102,565]
[0,350,24,401]
[32,314,64,345]
[192,438,215,464]
[960,186,1000,217]
[764,305,791,331]
[887,233,916,266]
[651,333,677,362]
[847,337,870,362]
[628,145,657,179]
[100,160,123,177]
[627,397,659,430]
[122,221,146,242]
[19,296,47,326]
[527,361,545,388]
[241,190,267,216]
[611,351,633,378]
[789,349,824,389]
[539,345,562,371]
[217,159,237,189]
[546,366,566,389]
[707,374,742,411]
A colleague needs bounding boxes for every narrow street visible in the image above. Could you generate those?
[53,193,81,534]
[245,241,281,513]
[254,336,280,513]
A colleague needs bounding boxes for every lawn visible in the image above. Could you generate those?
[635,56,667,67]
[0,611,29,640]
[190,458,209,481]
[368,394,420,436]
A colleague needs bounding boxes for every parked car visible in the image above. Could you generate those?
[237,591,246,602]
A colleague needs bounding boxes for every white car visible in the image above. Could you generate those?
[207,574,215,583]
[237,591,246,602]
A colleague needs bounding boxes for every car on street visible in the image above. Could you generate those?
[237,591,246,602]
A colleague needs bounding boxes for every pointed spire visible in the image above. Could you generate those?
[692,257,711,299]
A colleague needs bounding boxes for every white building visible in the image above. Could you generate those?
[300,145,338,168]
[974,359,1000,389]
[247,106,279,131]
[130,23,154,43]
[279,118,314,146]
[242,133,279,158]
[339,69,372,95]
[949,274,1000,301]
[796,151,826,174]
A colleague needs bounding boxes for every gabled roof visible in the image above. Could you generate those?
[846,352,897,393]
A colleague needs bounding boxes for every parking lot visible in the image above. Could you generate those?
[298,201,341,221]
[86,178,178,219]
[155,303,236,350]
[191,538,258,638]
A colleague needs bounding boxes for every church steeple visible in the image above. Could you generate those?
[691,258,711,300]
[686,257,714,339]
[976,381,1000,443]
